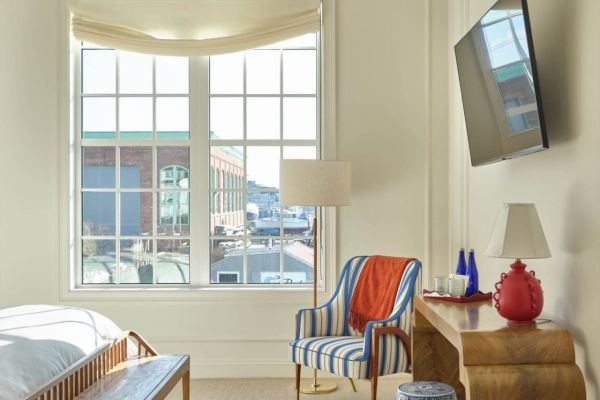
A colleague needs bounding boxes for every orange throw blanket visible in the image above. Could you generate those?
[349,256,414,333]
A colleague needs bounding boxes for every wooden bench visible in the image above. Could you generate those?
[26,331,190,400]
[76,354,190,400]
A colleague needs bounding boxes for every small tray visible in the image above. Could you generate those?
[423,289,493,303]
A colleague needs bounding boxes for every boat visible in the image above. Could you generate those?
[254,207,311,235]
[246,203,259,221]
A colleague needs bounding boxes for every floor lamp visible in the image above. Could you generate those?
[280,160,351,395]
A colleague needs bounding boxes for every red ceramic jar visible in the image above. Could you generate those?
[493,259,543,325]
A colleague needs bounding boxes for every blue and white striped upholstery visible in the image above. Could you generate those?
[290,256,422,379]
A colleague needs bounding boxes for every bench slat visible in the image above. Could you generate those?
[75,355,189,400]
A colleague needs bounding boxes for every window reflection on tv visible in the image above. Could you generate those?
[455,0,548,166]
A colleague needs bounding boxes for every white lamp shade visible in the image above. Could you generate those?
[485,203,551,259]
[280,160,351,206]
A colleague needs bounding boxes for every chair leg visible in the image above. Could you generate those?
[295,364,301,400]
[371,330,380,400]
[371,375,378,400]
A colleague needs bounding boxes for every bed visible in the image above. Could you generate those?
[0,305,152,400]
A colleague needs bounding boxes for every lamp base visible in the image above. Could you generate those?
[299,381,338,395]
[493,259,544,325]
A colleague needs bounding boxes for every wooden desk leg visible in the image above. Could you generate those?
[413,310,466,400]
[182,369,190,400]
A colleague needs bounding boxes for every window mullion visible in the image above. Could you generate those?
[190,55,209,286]
[74,41,83,288]
[115,52,121,285]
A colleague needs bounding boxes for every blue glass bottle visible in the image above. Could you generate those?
[465,249,479,296]
[455,248,467,275]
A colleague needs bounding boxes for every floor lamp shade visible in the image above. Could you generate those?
[280,160,351,206]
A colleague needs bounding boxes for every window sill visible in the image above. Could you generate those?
[60,285,327,303]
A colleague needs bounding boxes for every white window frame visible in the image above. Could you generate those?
[58,0,339,301]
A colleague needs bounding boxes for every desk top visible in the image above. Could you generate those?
[414,296,576,366]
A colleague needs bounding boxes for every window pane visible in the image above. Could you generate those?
[283,239,313,283]
[246,50,280,94]
[119,97,153,139]
[157,239,190,283]
[83,147,115,188]
[282,206,313,236]
[210,190,245,231]
[82,192,115,236]
[156,97,189,139]
[210,239,243,284]
[120,147,152,189]
[246,97,280,139]
[119,51,153,94]
[210,52,244,94]
[248,191,280,236]
[483,20,521,69]
[247,239,280,284]
[283,50,317,94]
[283,146,317,160]
[210,97,243,140]
[481,10,509,25]
[120,239,153,283]
[157,147,189,188]
[247,147,280,189]
[82,49,116,94]
[283,98,316,139]
[156,56,189,94]
[82,239,116,284]
[157,191,190,236]
[82,97,116,139]
[120,192,153,236]
[210,146,244,190]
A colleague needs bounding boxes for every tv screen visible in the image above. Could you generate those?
[455,0,548,166]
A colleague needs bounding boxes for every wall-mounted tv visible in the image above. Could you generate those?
[455,0,548,166]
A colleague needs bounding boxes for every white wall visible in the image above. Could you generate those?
[336,0,428,266]
[0,0,437,378]
[447,0,600,397]
[0,0,60,303]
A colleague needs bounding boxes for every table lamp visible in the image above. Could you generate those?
[280,159,351,394]
[485,203,551,325]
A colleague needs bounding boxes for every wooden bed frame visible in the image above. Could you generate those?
[25,331,159,400]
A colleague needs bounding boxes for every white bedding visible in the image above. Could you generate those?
[0,305,122,400]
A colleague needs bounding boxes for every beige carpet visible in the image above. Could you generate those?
[165,376,411,400]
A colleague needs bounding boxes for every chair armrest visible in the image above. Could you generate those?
[371,326,411,366]
[295,304,341,339]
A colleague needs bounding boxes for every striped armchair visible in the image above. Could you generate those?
[289,256,422,400]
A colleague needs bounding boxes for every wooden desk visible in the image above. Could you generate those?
[412,296,585,400]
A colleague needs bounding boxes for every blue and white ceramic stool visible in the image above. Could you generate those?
[396,381,457,400]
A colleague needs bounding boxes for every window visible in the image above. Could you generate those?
[76,33,319,287]
[209,35,319,285]
[480,11,539,134]
[80,47,190,285]
[217,272,240,284]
